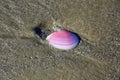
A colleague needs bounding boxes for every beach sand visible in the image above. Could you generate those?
[0,0,120,80]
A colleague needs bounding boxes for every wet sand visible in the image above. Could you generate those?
[0,0,120,80]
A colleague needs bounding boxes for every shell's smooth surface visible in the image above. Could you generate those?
[46,30,80,50]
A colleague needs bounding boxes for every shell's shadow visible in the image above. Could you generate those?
[33,24,50,40]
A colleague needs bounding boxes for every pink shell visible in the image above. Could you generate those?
[46,30,79,50]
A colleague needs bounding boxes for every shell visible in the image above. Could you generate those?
[46,30,80,50]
